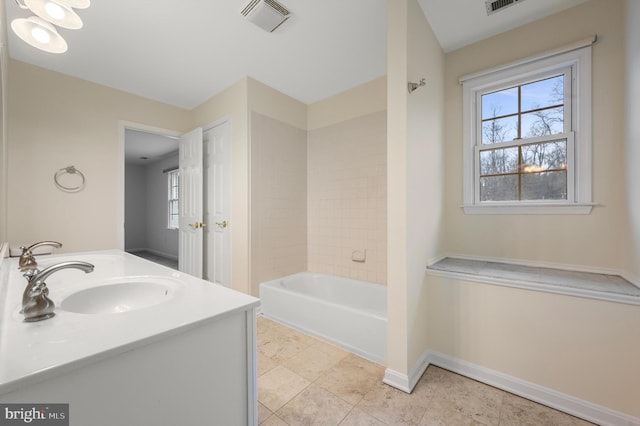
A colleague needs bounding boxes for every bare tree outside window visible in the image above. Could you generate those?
[479,75,568,202]
[462,44,592,214]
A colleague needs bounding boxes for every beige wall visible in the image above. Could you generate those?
[250,112,307,296]
[249,77,388,291]
[426,276,640,417]
[422,0,640,418]
[5,58,383,297]
[307,77,387,284]
[306,76,387,285]
[247,78,308,296]
[386,0,445,375]
[387,0,410,375]
[307,110,387,284]
[307,77,386,131]
[7,60,192,253]
[0,0,8,243]
[248,77,307,131]
[625,0,640,282]
[442,0,627,270]
[406,0,445,369]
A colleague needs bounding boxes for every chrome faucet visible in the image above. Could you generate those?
[22,261,94,322]
[18,241,63,272]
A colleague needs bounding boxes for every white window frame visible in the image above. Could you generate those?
[460,37,595,214]
[167,169,179,229]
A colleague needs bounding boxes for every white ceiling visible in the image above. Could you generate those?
[4,0,589,110]
[124,129,178,166]
[5,0,387,109]
[417,0,589,53]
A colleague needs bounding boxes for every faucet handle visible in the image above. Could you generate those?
[18,251,38,272]
[18,241,62,272]
[24,241,62,252]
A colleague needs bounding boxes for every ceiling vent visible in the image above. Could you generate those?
[241,0,291,33]
[485,0,526,16]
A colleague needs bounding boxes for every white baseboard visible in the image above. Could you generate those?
[383,348,431,393]
[147,248,178,261]
[384,351,640,426]
[127,247,178,261]
[382,369,412,393]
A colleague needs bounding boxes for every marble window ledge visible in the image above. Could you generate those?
[427,257,640,306]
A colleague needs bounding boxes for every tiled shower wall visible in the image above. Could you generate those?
[307,111,387,284]
[251,112,308,295]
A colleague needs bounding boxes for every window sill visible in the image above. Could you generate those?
[427,257,640,306]
[462,203,595,215]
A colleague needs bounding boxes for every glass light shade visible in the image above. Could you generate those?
[25,0,83,29]
[54,0,90,9]
[31,26,51,43]
[45,2,66,20]
[11,16,68,53]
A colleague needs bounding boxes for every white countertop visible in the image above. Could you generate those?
[0,250,259,396]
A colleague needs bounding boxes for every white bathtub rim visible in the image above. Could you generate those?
[260,272,387,319]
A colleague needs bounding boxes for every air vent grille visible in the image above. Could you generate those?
[485,0,526,15]
[263,0,289,17]
[241,0,290,32]
[241,0,261,17]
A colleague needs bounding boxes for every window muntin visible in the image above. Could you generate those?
[475,69,573,204]
[480,73,567,144]
[168,170,179,229]
[478,138,569,202]
[460,41,593,214]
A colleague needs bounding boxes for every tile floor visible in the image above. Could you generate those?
[257,316,594,426]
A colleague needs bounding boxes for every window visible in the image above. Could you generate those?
[461,39,594,214]
[168,170,179,229]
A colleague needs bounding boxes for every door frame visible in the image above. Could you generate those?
[117,121,182,250]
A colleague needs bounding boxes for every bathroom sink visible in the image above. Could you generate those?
[59,278,181,315]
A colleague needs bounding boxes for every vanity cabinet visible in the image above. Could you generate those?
[0,250,259,425]
[0,309,257,425]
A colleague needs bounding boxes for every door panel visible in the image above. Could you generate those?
[178,127,203,277]
[203,122,231,287]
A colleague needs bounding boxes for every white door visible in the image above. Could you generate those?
[203,122,232,287]
[178,127,203,277]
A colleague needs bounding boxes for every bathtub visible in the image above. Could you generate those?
[259,272,387,363]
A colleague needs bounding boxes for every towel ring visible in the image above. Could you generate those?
[54,166,86,192]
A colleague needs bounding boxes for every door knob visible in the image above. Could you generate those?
[189,222,207,229]
[215,220,228,229]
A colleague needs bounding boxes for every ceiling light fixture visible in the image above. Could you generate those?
[25,0,83,29]
[10,16,68,53]
[11,0,89,54]
[55,0,90,9]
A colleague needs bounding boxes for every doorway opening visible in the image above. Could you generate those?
[123,127,180,270]
[120,121,231,285]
